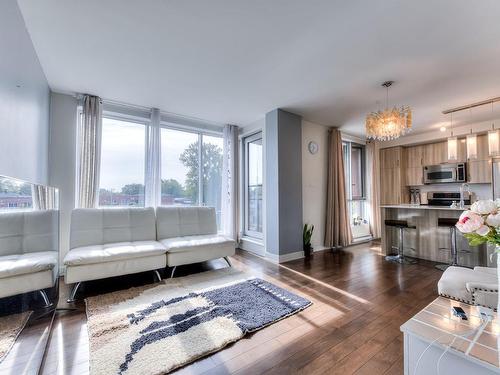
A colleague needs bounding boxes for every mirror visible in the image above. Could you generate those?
[0,175,59,374]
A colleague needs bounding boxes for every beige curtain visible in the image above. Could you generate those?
[77,95,102,208]
[32,184,57,210]
[325,128,352,248]
[366,140,381,238]
[222,124,239,240]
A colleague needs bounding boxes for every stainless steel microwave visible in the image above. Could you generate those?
[423,163,467,184]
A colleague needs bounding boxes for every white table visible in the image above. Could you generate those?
[401,297,500,375]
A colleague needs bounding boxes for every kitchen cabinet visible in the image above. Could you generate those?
[405,167,423,186]
[405,145,424,167]
[423,142,447,165]
[468,160,492,183]
[380,147,406,204]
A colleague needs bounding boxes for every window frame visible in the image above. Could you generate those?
[242,131,263,239]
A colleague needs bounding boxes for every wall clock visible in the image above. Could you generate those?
[308,141,319,154]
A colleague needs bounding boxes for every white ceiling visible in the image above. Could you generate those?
[17,0,500,135]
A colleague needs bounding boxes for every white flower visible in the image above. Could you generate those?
[495,198,500,209]
[476,225,490,236]
[456,211,484,233]
[470,200,497,215]
[486,213,500,227]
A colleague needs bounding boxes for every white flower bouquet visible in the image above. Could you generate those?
[456,199,500,247]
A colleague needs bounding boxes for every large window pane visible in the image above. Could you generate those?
[245,134,263,236]
[202,135,223,228]
[99,118,145,206]
[160,128,199,206]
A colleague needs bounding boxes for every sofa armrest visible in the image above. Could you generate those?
[466,282,499,311]
[473,266,498,276]
[466,282,498,293]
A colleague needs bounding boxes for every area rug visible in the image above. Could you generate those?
[85,268,311,375]
[0,311,32,362]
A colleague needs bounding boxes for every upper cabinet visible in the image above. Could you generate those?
[380,147,406,204]
[468,134,491,183]
[423,142,447,165]
[405,145,424,167]
[380,147,401,169]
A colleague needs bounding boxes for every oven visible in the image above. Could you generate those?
[423,163,467,184]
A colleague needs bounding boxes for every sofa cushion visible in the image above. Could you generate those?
[156,207,217,240]
[438,266,498,305]
[64,240,166,266]
[159,234,234,253]
[0,210,58,256]
[0,251,58,279]
[70,207,157,249]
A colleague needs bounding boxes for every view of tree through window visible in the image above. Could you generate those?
[0,177,33,210]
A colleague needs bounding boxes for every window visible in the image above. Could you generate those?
[343,141,371,240]
[99,118,146,206]
[160,127,223,228]
[243,133,263,238]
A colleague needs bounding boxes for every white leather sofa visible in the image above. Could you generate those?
[64,207,166,302]
[156,206,235,278]
[438,266,498,311]
[0,210,58,307]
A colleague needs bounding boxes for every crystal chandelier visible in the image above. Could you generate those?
[366,81,412,141]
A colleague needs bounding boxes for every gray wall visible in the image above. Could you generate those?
[0,0,50,184]
[265,109,303,257]
[49,92,78,260]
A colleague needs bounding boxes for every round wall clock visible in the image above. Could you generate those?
[308,141,319,154]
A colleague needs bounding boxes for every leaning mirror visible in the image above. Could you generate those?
[0,175,59,374]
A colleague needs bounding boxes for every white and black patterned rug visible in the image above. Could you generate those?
[85,268,311,374]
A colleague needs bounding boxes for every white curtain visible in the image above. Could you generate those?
[366,140,381,238]
[145,108,162,207]
[77,95,102,208]
[32,185,56,210]
[222,124,239,240]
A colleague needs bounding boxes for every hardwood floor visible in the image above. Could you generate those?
[40,242,443,374]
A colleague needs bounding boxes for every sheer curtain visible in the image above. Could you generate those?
[222,124,239,240]
[77,95,102,208]
[325,128,352,248]
[32,185,56,210]
[366,140,381,238]
[145,108,161,207]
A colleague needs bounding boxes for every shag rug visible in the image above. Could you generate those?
[0,311,32,362]
[85,268,311,375]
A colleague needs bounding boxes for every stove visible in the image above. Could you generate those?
[426,191,471,206]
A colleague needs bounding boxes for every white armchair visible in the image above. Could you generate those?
[438,266,498,311]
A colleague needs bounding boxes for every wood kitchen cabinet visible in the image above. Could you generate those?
[468,160,492,183]
[405,145,424,167]
[380,147,406,204]
[405,167,423,186]
[423,142,447,165]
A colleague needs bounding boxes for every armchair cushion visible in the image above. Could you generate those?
[0,251,57,279]
[438,266,498,310]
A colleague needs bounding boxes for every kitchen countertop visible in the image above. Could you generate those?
[381,204,470,211]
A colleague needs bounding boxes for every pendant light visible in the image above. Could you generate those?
[448,113,458,161]
[488,101,499,156]
[466,109,477,160]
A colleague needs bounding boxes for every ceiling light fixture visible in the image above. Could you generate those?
[440,126,446,132]
[366,81,412,141]
[489,101,499,156]
[466,108,477,160]
[448,113,458,161]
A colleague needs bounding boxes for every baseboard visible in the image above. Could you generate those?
[265,250,305,263]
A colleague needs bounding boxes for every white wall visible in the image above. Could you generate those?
[49,92,78,261]
[302,120,329,250]
[0,0,50,184]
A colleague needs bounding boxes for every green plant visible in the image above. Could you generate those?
[303,224,314,249]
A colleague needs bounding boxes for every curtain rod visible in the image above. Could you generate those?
[442,96,500,114]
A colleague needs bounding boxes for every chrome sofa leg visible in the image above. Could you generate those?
[67,282,81,303]
[224,256,232,267]
[153,270,162,282]
[170,266,177,279]
[39,290,53,308]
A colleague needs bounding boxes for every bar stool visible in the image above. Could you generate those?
[435,218,460,271]
[385,219,417,264]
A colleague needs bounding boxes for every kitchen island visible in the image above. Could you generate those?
[381,204,488,267]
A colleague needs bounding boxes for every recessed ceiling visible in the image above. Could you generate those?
[17,0,500,135]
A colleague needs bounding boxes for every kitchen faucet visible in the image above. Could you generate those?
[459,183,471,209]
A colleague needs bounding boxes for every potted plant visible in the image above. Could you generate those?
[303,224,314,258]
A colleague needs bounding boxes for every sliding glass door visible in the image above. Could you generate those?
[243,132,263,239]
